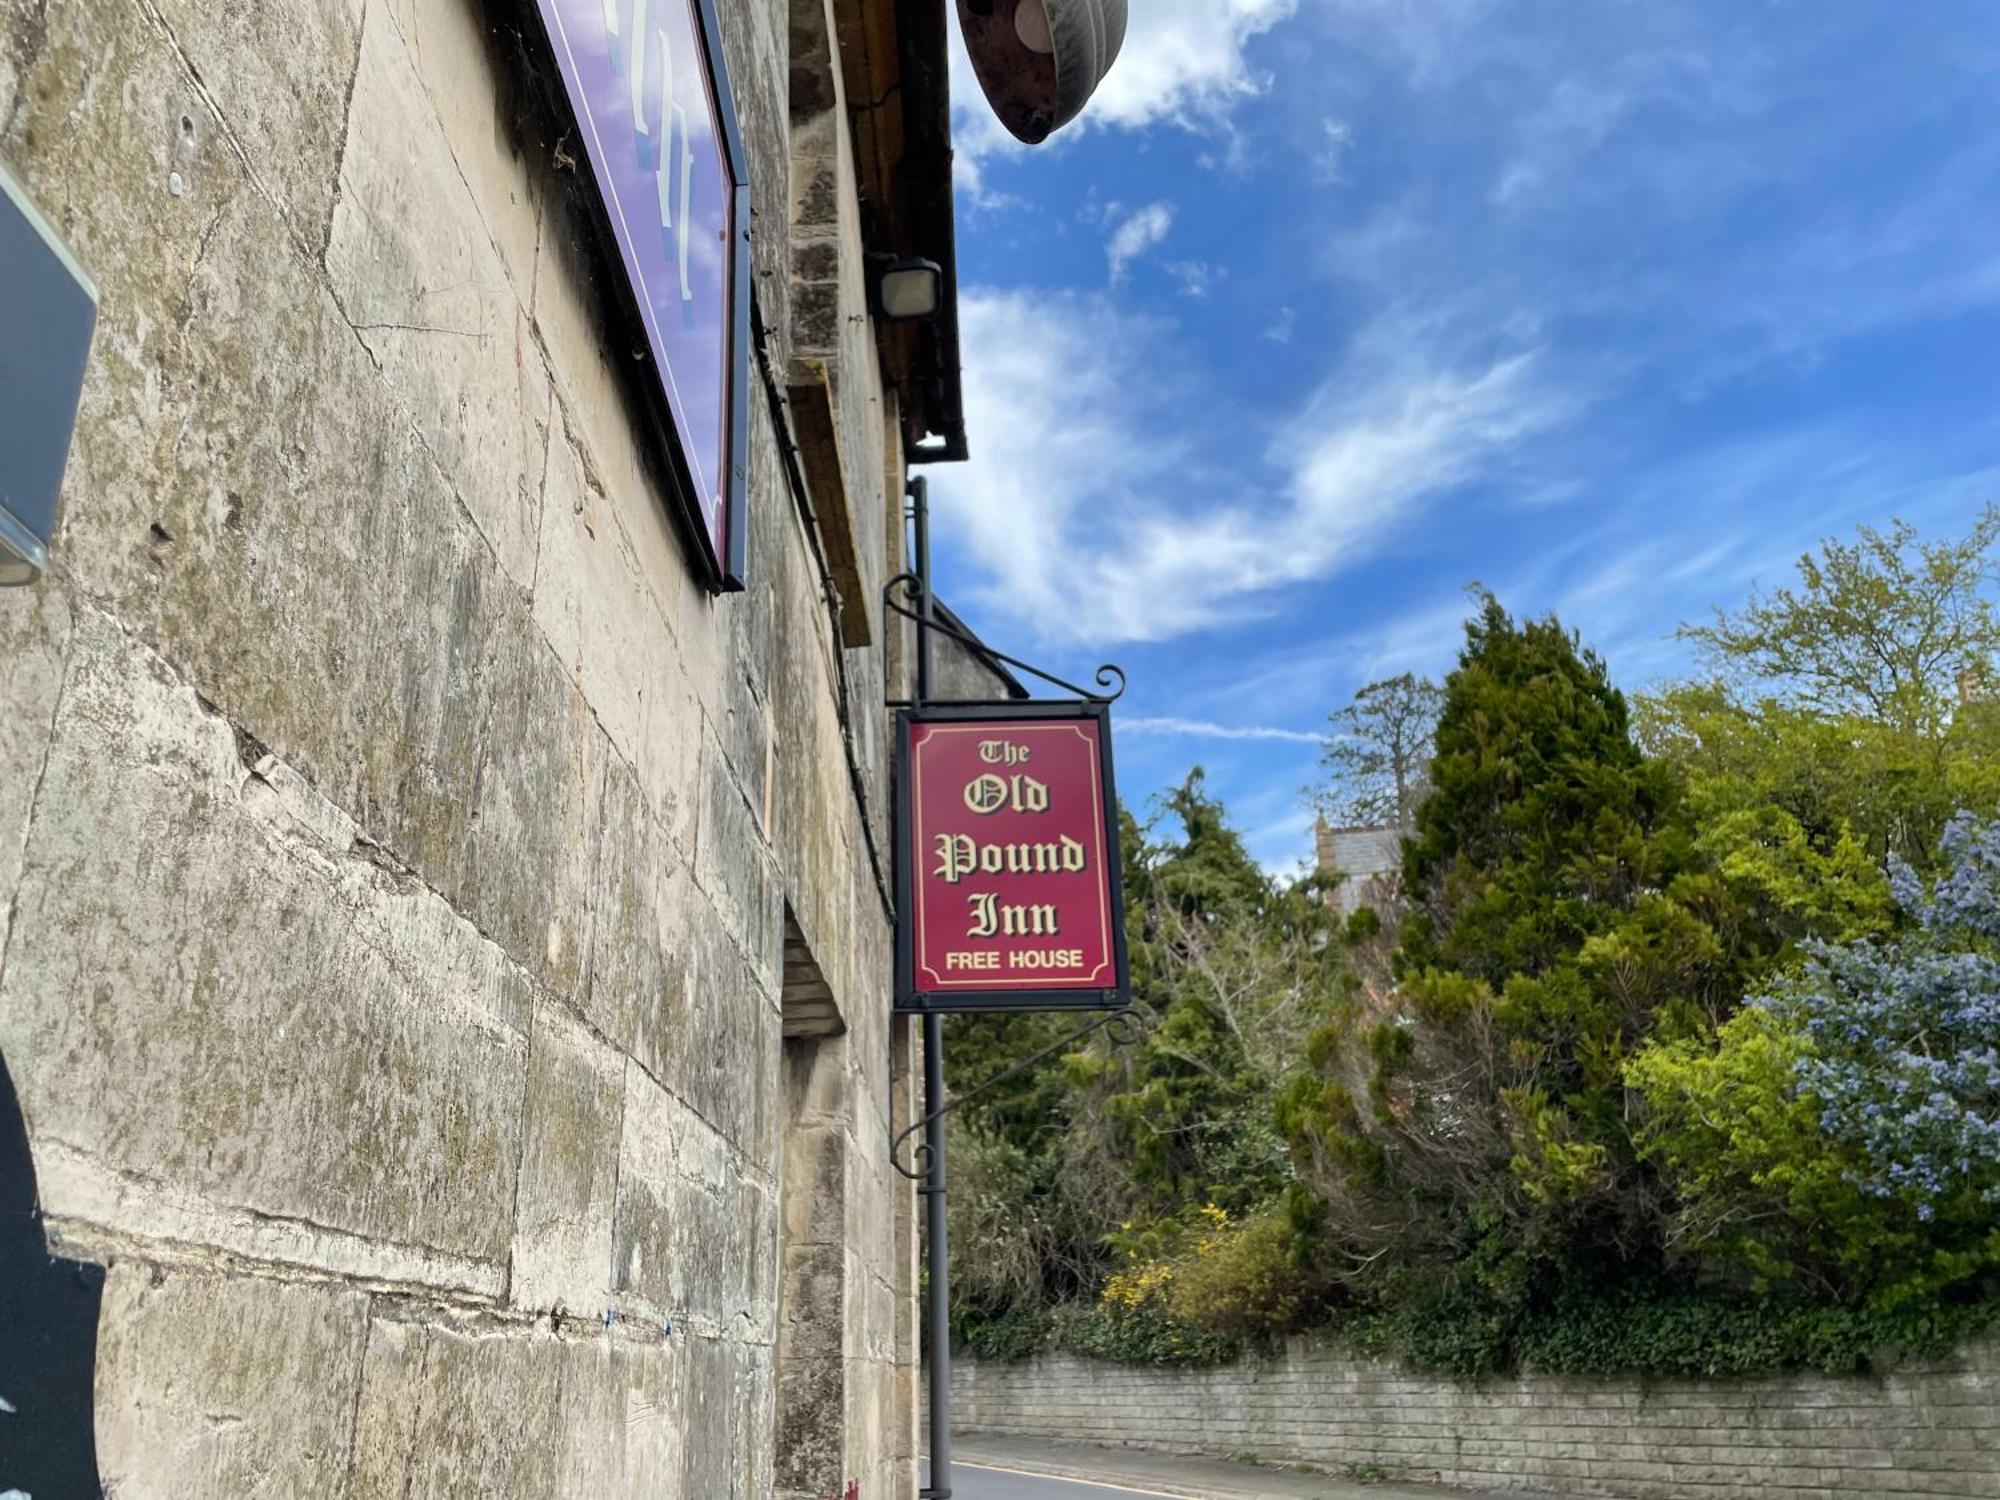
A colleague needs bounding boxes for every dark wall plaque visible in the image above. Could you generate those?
[0,160,98,586]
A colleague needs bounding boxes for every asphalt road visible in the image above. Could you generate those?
[928,1461,1186,1499]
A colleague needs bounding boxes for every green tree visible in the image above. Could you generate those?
[1285,594,1756,1335]
[948,777,1343,1338]
[1636,687,1901,946]
[1681,504,2000,741]
[1629,813,2000,1307]
[1312,673,1445,830]
[1080,772,1337,1215]
[1642,507,2000,942]
[1399,593,1696,995]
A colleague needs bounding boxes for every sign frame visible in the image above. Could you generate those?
[0,158,98,586]
[894,699,1131,1015]
[524,0,752,592]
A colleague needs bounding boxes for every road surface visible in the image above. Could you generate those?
[930,1461,1190,1499]
[925,1440,1543,1499]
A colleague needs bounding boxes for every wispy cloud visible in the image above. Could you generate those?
[1489,51,1739,209]
[1203,595,1478,720]
[937,289,1573,646]
[1122,716,1326,744]
[948,0,1300,203]
[1315,118,1355,183]
[1090,0,1299,131]
[943,0,2000,879]
[1108,202,1175,281]
[1165,261,1217,299]
[1301,5,2000,403]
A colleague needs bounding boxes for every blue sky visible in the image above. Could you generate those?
[925,0,2000,874]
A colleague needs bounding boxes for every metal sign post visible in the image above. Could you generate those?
[910,477,954,1499]
[897,478,1135,1499]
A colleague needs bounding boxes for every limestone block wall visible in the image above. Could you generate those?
[0,0,916,1494]
[953,1345,2000,1500]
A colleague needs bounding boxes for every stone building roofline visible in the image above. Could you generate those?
[838,0,968,463]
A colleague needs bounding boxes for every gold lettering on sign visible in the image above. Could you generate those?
[979,740,1033,766]
[967,892,1061,939]
[963,773,1049,816]
[933,834,1087,885]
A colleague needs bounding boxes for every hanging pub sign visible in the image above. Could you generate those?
[896,702,1130,1013]
[528,0,751,590]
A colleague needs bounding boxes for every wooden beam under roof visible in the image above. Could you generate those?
[831,0,967,462]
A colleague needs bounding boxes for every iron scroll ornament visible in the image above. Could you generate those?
[883,573,1126,705]
[889,1007,1145,1180]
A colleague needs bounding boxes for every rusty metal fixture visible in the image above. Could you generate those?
[956,0,1128,143]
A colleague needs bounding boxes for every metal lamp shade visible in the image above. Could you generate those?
[957,0,1127,144]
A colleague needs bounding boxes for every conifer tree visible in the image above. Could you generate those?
[1287,594,1756,1336]
[1401,593,1680,983]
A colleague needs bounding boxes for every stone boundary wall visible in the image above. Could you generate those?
[952,1343,2000,1499]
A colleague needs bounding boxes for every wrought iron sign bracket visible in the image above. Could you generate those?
[889,1006,1144,1182]
[882,573,1127,706]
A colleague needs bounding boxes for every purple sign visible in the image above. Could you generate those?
[534,0,747,584]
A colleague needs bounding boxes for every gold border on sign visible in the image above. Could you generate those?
[911,722,1115,990]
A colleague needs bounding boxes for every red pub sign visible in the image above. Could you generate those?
[896,703,1130,1013]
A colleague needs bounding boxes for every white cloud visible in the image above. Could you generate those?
[1205,596,1479,719]
[1264,306,1297,344]
[1121,716,1326,744]
[1315,118,1355,182]
[1244,804,1324,881]
[1107,201,1175,280]
[1089,0,1299,130]
[1165,261,1217,299]
[1490,51,1738,209]
[949,0,1299,203]
[934,289,1572,647]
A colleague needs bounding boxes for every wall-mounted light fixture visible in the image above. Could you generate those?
[957,0,1127,144]
[0,160,98,587]
[870,257,945,322]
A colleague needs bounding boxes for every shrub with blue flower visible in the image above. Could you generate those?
[1765,813,2000,1223]
[1630,813,2000,1305]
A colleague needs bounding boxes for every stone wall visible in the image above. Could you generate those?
[953,1346,2000,1499]
[0,0,918,1494]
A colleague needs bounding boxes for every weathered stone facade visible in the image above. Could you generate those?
[954,1346,2000,1499]
[0,0,947,1492]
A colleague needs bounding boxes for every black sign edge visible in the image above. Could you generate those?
[514,0,752,595]
[894,700,1132,1016]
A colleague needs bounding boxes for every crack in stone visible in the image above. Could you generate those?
[163,203,229,365]
[339,1289,375,1498]
[350,320,489,342]
[0,588,73,1003]
[320,0,371,272]
[39,1144,507,1307]
[131,0,313,265]
[70,599,541,1038]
